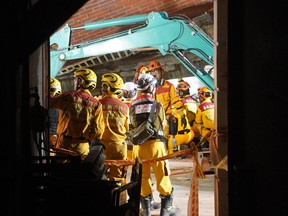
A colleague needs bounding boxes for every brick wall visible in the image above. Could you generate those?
[59,0,212,45]
[53,0,213,94]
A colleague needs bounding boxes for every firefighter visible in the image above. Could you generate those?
[192,87,215,140]
[49,77,62,154]
[174,78,198,157]
[176,78,198,126]
[192,87,214,171]
[123,79,160,210]
[99,73,130,183]
[121,81,139,163]
[49,78,62,129]
[130,73,180,216]
[134,65,149,97]
[50,68,104,160]
[148,60,192,154]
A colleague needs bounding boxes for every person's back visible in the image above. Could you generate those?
[99,72,129,182]
[130,73,180,216]
[121,81,140,162]
[50,68,104,160]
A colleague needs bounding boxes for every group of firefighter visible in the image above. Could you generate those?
[49,60,214,216]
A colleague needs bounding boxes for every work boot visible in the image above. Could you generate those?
[160,191,180,216]
[140,195,151,216]
[151,196,161,210]
[150,183,161,210]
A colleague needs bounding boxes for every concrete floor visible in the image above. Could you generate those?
[150,157,215,216]
[126,155,215,216]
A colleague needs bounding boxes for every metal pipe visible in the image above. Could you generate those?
[72,14,149,31]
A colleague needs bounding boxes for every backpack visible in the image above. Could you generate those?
[126,101,158,145]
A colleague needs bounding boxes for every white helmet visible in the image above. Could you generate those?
[137,73,157,91]
[123,82,137,99]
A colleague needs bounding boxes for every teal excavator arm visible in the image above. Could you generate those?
[50,11,214,90]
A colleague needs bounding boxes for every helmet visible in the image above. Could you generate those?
[101,73,124,95]
[176,79,190,98]
[134,65,149,83]
[148,60,163,72]
[50,77,62,97]
[74,68,97,90]
[123,82,137,99]
[176,79,190,91]
[137,73,157,91]
[137,65,149,74]
[197,87,213,100]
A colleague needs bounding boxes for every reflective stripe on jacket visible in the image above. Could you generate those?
[155,79,184,118]
[100,94,129,143]
[50,89,104,141]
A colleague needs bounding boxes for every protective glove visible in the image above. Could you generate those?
[181,114,187,129]
[168,115,178,136]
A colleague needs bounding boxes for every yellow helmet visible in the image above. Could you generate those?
[197,87,213,100]
[101,73,124,95]
[50,77,62,97]
[148,60,163,72]
[74,68,97,90]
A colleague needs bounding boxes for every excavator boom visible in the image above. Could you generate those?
[50,11,214,90]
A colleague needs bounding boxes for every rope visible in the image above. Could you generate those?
[209,130,228,171]
[104,138,210,180]
[187,168,199,216]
